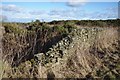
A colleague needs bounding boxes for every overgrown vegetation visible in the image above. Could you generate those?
[1,19,120,79]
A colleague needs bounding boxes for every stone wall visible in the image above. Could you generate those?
[36,27,107,78]
[36,27,103,65]
[36,27,120,78]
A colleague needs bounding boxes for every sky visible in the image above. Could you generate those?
[0,1,119,22]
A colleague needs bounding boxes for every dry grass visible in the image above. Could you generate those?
[94,27,119,58]
[37,27,120,78]
[1,26,120,79]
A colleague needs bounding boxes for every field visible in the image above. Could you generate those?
[0,19,120,79]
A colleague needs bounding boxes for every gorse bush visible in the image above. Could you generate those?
[53,26,67,34]
[75,19,120,27]
[63,23,75,32]
[3,23,26,34]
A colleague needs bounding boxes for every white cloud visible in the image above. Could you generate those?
[29,10,46,15]
[2,2,118,22]
[86,7,118,20]
[1,4,22,13]
[49,8,85,18]
[67,0,87,7]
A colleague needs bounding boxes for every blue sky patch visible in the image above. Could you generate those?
[1,2,118,22]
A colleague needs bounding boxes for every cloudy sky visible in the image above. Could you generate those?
[1,1,119,22]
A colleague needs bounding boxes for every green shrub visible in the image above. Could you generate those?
[4,23,25,34]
